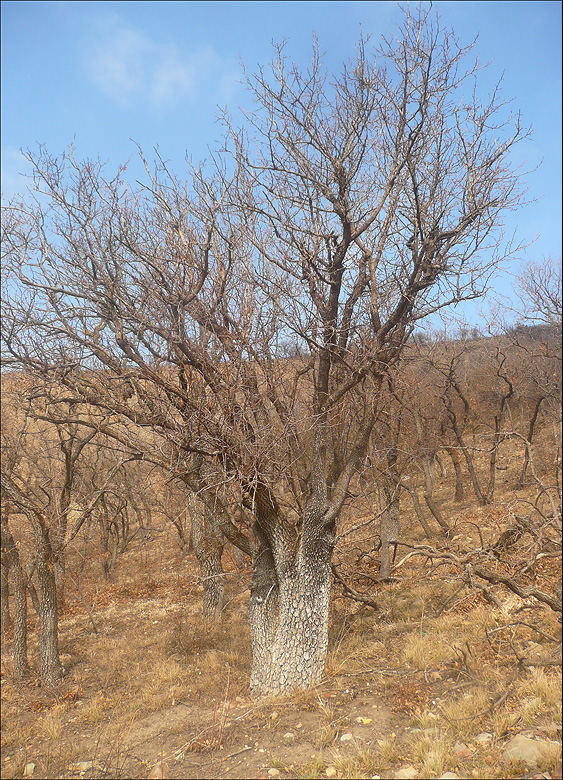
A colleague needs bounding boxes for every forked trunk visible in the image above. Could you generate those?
[248,552,331,697]
[444,446,465,502]
[247,487,334,697]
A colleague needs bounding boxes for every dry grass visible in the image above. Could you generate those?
[1,443,561,780]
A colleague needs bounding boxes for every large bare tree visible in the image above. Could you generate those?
[2,7,529,695]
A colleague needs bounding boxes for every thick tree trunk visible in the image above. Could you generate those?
[247,482,335,697]
[247,523,280,692]
[248,552,331,697]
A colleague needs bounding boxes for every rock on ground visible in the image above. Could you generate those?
[394,765,418,779]
[503,734,554,767]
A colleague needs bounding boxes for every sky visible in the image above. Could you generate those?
[1,0,561,327]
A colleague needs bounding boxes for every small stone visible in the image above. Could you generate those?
[394,765,418,779]
[283,731,295,745]
[75,762,95,772]
[325,767,338,778]
[476,732,492,743]
[453,742,473,758]
[340,732,354,742]
[23,765,35,778]
[356,716,373,724]
[295,722,303,729]
[148,761,168,779]
[503,734,551,767]
[268,770,281,778]
[270,712,279,721]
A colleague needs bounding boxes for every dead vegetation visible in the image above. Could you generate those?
[1,438,561,779]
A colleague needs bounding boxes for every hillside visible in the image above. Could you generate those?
[1,417,561,779]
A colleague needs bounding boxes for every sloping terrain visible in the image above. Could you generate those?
[1,439,561,780]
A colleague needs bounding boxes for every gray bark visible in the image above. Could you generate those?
[12,562,31,678]
[247,484,336,697]
[188,493,225,620]
[0,474,64,685]
[36,551,65,686]
[248,552,331,696]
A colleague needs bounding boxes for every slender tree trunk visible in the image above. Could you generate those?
[1,475,63,684]
[1,507,13,636]
[1,515,31,676]
[55,558,65,613]
[421,455,450,534]
[1,558,10,635]
[378,482,400,580]
[406,486,434,539]
[444,446,464,502]
[26,561,41,615]
[188,493,225,620]
[457,436,488,505]
[36,550,64,686]
[518,396,543,488]
[444,396,488,505]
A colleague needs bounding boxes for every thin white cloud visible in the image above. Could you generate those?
[84,22,234,110]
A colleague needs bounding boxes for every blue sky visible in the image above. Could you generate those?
[1,1,561,324]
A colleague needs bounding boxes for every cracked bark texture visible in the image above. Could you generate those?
[244,478,342,697]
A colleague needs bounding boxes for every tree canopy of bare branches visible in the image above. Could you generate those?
[1,7,531,695]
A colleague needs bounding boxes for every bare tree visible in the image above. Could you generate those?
[2,7,529,695]
[514,256,562,327]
